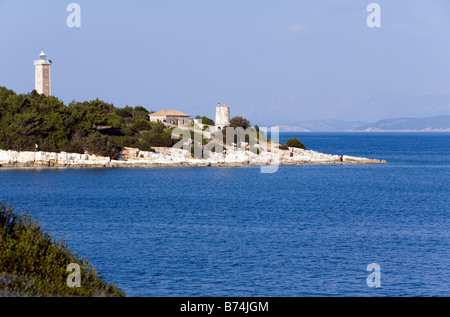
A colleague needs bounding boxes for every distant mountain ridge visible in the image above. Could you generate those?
[272,115,450,132]
[271,119,367,132]
[352,115,450,132]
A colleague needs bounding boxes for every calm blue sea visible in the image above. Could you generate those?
[1,133,449,297]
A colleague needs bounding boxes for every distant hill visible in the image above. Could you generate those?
[352,115,450,132]
[272,116,450,132]
[273,119,367,132]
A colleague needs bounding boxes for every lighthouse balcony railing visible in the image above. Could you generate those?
[34,60,51,65]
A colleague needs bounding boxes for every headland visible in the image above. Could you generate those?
[0,147,385,169]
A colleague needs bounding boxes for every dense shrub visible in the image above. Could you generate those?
[0,87,169,157]
[139,131,175,148]
[108,135,140,149]
[286,138,306,149]
[230,116,251,129]
[149,121,166,133]
[134,106,148,113]
[195,116,214,126]
[84,132,122,159]
[132,118,151,131]
[0,201,125,297]
[114,106,133,118]
[132,106,151,120]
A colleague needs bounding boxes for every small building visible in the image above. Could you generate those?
[149,110,191,127]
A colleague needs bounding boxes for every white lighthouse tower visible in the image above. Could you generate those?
[34,51,52,96]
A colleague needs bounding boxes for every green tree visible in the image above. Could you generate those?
[139,130,175,148]
[230,116,251,129]
[133,106,148,113]
[84,132,122,159]
[286,138,306,150]
[115,106,133,118]
[132,106,151,120]
[132,118,151,131]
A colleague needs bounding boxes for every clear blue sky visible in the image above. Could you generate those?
[1,0,449,124]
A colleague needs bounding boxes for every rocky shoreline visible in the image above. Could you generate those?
[0,147,385,169]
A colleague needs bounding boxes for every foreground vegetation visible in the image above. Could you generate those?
[0,201,125,296]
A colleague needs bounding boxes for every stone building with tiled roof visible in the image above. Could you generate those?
[149,110,191,127]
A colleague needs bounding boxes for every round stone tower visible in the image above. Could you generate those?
[215,103,230,130]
